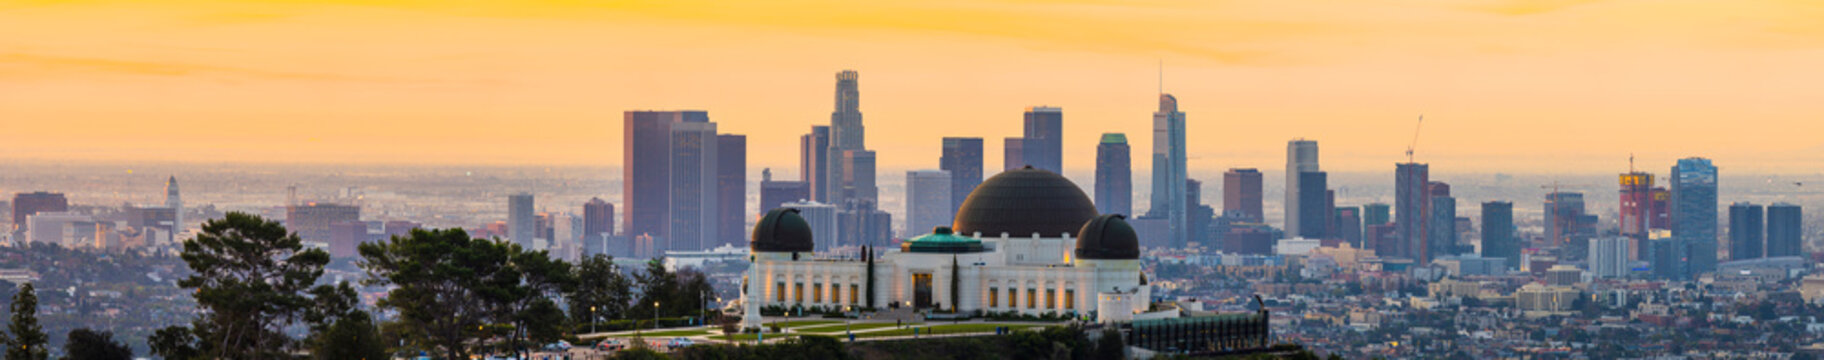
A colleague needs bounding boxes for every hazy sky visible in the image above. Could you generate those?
[4,0,1822,175]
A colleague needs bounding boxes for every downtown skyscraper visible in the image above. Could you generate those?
[1095,133,1132,216]
[1297,171,1330,239]
[1022,107,1064,174]
[816,70,890,248]
[1671,157,1718,275]
[669,119,720,252]
[509,192,536,247]
[824,70,878,208]
[165,175,181,233]
[1426,182,1457,257]
[1619,171,1655,260]
[1285,140,1320,239]
[1146,94,1189,248]
[905,170,953,236]
[1394,162,1429,262]
[758,170,811,213]
[717,134,747,249]
[583,197,614,256]
[800,126,831,202]
[1766,203,1803,258]
[1223,169,1263,223]
[1481,201,1518,269]
[940,137,983,212]
[623,110,702,242]
[1729,202,1764,260]
[622,110,740,253]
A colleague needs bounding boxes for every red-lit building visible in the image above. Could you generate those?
[1619,172,1653,260]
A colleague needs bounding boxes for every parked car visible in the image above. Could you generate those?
[542,340,573,351]
[594,339,627,351]
[666,337,695,349]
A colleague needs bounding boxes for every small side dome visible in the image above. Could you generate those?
[752,208,814,252]
[1075,214,1140,260]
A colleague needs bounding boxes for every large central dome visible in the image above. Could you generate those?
[952,166,1099,238]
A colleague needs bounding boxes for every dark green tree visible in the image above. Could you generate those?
[497,247,573,357]
[303,281,361,332]
[676,269,714,323]
[634,259,678,319]
[6,283,47,360]
[568,254,634,327]
[864,246,876,309]
[63,328,132,360]
[307,310,387,360]
[147,327,201,360]
[1093,328,1124,360]
[520,298,568,345]
[359,228,514,359]
[156,212,334,359]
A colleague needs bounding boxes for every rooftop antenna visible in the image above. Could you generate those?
[1629,153,1636,173]
[1405,115,1424,162]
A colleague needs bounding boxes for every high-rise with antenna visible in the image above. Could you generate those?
[1146,77,1188,248]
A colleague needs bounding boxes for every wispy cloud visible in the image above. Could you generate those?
[0,52,430,84]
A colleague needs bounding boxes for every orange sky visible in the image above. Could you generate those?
[3,0,1822,175]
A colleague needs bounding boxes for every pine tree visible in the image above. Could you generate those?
[864,246,876,309]
[6,283,47,360]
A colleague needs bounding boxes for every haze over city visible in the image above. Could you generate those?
[4,1,1824,359]
[5,0,1824,173]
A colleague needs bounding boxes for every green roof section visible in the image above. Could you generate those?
[1100,133,1127,144]
[901,226,986,253]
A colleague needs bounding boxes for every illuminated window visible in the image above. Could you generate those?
[831,284,842,304]
[1065,290,1075,310]
[775,283,785,302]
[813,282,823,303]
[989,287,1000,307]
[849,284,859,305]
[1027,289,1037,309]
[794,283,804,303]
[1046,289,1056,309]
[1008,288,1018,308]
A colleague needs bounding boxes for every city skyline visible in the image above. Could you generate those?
[7,2,1824,357]
[6,1,1824,173]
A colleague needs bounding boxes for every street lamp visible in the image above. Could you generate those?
[590,306,598,334]
[844,305,853,339]
[653,301,661,331]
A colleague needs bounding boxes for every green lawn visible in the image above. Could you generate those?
[792,322,909,333]
[721,333,801,341]
[775,320,841,328]
[851,323,1044,339]
[610,329,712,338]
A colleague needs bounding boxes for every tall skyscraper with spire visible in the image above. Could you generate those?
[822,70,890,248]
[826,70,876,207]
[1147,94,1188,248]
[165,175,182,234]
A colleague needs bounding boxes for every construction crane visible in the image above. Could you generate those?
[1538,181,1594,248]
[1405,115,1424,162]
